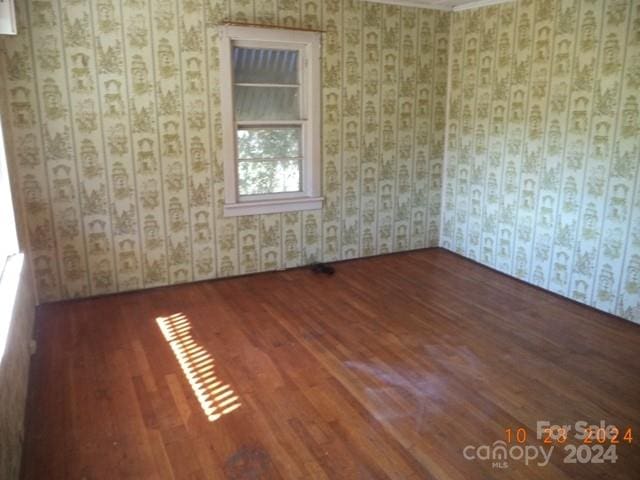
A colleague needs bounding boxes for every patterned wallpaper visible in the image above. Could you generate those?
[2,0,638,324]
[441,0,640,324]
[0,258,36,480]
[0,0,449,302]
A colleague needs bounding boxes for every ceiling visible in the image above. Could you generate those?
[365,0,514,11]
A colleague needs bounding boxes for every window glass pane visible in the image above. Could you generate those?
[237,127,301,160]
[233,47,298,84]
[238,159,301,195]
[234,85,300,121]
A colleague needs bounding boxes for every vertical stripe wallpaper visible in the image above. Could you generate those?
[1,0,638,326]
[441,0,640,324]
[0,0,448,302]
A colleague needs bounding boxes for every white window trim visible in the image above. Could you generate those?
[0,113,22,363]
[0,113,19,280]
[0,0,18,36]
[219,25,323,217]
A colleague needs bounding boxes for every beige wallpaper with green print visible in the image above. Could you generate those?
[0,0,449,302]
[441,0,640,324]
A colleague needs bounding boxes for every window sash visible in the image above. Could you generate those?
[235,121,305,199]
[235,124,303,158]
[238,156,303,163]
[236,120,305,126]
[233,46,305,196]
[237,159,302,196]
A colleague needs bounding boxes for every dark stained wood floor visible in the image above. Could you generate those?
[21,249,640,479]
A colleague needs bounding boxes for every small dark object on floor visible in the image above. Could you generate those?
[311,262,335,275]
[225,445,271,479]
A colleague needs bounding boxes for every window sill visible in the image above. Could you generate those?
[224,196,323,217]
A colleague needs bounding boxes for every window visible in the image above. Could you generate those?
[220,25,322,216]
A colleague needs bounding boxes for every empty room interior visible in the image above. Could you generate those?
[1,0,640,478]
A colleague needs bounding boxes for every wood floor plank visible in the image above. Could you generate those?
[20,249,640,479]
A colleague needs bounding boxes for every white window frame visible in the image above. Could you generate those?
[0,114,19,280]
[220,25,323,217]
[0,0,18,36]
[0,112,23,363]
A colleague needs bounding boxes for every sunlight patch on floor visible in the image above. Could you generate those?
[157,313,241,421]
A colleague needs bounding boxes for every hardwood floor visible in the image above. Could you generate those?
[21,249,640,479]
